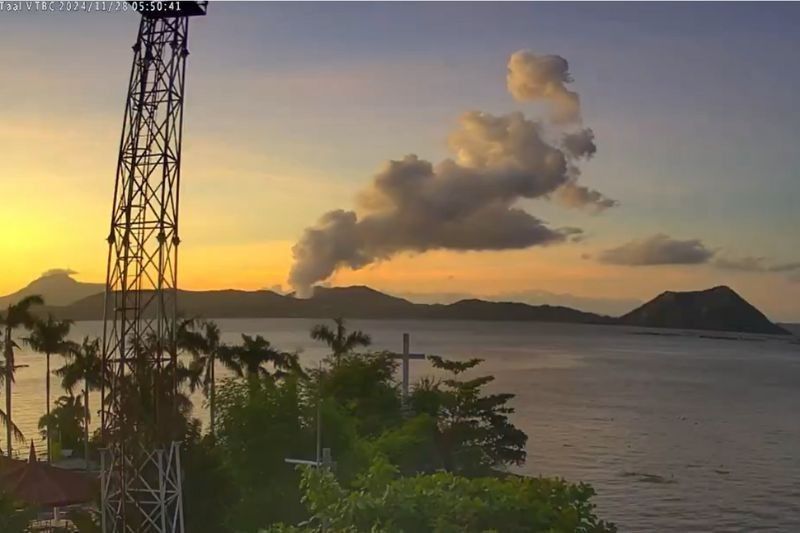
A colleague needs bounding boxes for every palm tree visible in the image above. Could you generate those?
[115,326,198,444]
[24,314,75,462]
[38,394,86,454]
[227,334,300,381]
[0,294,44,457]
[56,337,103,466]
[310,317,371,364]
[180,320,238,438]
[0,360,24,455]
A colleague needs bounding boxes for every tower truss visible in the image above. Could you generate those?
[100,3,206,532]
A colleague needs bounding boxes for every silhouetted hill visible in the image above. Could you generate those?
[423,299,614,324]
[53,286,612,324]
[4,273,789,335]
[620,286,789,335]
[60,289,308,321]
[0,270,103,308]
[307,286,418,317]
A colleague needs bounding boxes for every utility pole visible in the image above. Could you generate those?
[286,363,329,468]
[284,448,335,533]
[285,366,335,532]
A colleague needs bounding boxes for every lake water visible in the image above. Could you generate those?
[8,319,800,532]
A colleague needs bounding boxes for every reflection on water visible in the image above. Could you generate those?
[10,319,800,531]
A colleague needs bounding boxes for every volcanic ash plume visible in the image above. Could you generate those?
[288,51,614,295]
[507,50,582,124]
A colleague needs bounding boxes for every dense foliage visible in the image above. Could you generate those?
[178,319,613,532]
[265,456,617,533]
[409,355,527,475]
[214,375,309,529]
[2,311,615,532]
[38,394,86,452]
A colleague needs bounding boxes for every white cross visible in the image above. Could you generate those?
[390,333,426,404]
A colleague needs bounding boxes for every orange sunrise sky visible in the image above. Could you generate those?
[1,3,798,320]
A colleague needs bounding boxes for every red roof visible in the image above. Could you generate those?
[0,444,96,508]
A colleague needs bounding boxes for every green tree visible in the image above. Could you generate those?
[24,314,75,461]
[370,413,441,475]
[181,320,238,437]
[215,372,370,532]
[55,337,103,464]
[316,352,402,438]
[0,294,43,456]
[227,334,301,381]
[268,456,617,533]
[38,394,86,452]
[310,318,371,364]
[0,360,24,456]
[182,425,238,533]
[108,340,197,447]
[207,323,609,532]
[216,375,308,530]
[410,356,527,475]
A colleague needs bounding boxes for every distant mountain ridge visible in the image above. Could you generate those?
[0,272,790,335]
[394,289,641,316]
[53,285,614,325]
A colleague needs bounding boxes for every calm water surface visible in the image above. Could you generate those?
[9,319,800,532]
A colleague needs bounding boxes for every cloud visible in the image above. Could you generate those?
[41,268,77,278]
[598,234,714,266]
[768,262,800,273]
[555,181,617,213]
[267,284,286,294]
[289,50,612,295]
[290,153,576,294]
[562,129,597,159]
[714,256,766,272]
[596,238,800,280]
[714,256,800,285]
[507,51,581,124]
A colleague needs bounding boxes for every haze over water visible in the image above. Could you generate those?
[10,319,800,531]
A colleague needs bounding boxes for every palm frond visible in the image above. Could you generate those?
[0,408,25,443]
[310,324,336,345]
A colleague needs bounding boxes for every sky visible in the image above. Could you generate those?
[0,2,799,320]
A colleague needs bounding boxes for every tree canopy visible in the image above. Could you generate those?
[181,319,614,532]
[265,456,617,533]
[6,317,614,533]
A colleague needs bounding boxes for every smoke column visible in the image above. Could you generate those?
[289,50,614,295]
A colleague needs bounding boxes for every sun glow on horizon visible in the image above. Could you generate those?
[0,4,798,321]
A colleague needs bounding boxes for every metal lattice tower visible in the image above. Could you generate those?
[100,3,206,532]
